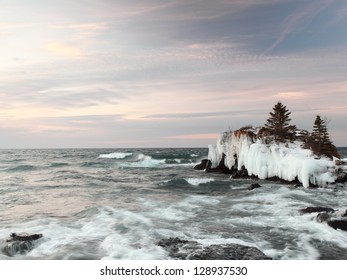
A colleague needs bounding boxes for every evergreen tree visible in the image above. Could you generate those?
[306,115,339,158]
[311,115,330,147]
[264,102,296,142]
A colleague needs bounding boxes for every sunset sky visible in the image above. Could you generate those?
[1,0,347,148]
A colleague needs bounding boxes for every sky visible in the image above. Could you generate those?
[1,0,347,148]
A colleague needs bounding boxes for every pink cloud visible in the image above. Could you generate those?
[45,42,83,58]
[274,91,309,99]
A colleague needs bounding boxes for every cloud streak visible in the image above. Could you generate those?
[143,110,263,120]
[264,0,345,54]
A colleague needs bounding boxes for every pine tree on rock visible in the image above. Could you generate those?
[307,115,340,159]
[312,115,329,147]
[264,102,296,142]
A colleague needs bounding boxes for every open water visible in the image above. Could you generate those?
[0,148,347,259]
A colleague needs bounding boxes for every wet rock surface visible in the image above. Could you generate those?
[327,219,347,231]
[247,183,262,190]
[193,159,209,170]
[1,233,43,257]
[299,207,347,231]
[157,237,271,260]
[205,154,232,174]
[299,207,335,214]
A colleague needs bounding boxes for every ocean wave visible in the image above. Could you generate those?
[159,178,190,188]
[98,149,204,168]
[99,152,133,159]
[164,158,182,164]
[185,178,215,186]
[0,206,167,260]
[120,154,166,168]
[5,164,36,172]
[158,177,217,190]
[49,162,69,168]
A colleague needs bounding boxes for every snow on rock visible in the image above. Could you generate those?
[208,129,337,188]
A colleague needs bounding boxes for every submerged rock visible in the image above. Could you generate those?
[316,212,331,223]
[2,233,43,257]
[335,171,347,184]
[327,220,347,231]
[300,208,347,232]
[299,207,335,214]
[316,211,347,231]
[205,154,232,174]
[248,183,262,190]
[157,237,271,260]
[6,233,43,242]
[231,166,249,179]
[194,159,209,170]
[316,213,347,231]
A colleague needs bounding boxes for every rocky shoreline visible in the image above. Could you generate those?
[1,232,272,260]
[4,206,346,259]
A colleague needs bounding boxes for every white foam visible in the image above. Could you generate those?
[183,195,220,206]
[147,207,195,221]
[141,198,198,222]
[225,186,347,259]
[99,152,133,159]
[100,233,167,260]
[0,207,169,260]
[121,154,166,168]
[141,196,220,227]
[185,178,215,186]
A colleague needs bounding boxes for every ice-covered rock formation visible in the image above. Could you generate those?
[206,128,339,188]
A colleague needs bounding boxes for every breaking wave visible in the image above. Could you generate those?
[111,151,202,168]
[185,178,215,186]
[99,152,133,159]
[120,154,166,168]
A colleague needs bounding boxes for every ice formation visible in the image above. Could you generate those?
[208,129,337,188]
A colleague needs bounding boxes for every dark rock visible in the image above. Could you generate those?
[327,220,347,231]
[248,183,262,190]
[157,237,190,250]
[2,233,43,257]
[157,237,271,260]
[231,166,249,179]
[194,159,209,170]
[204,160,212,171]
[316,213,331,223]
[205,154,233,174]
[187,244,271,260]
[300,207,347,231]
[335,172,347,184]
[7,233,43,242]
[314,211,347,231]
[299,207,335,214]
[266,176,301,185]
